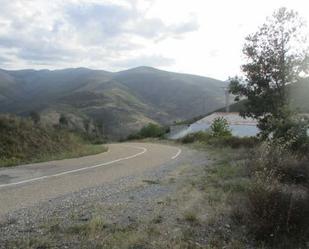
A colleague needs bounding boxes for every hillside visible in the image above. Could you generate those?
[0,115,106,167]
[0,67,227,139]
[173,77,309,127]
[213,77,309,115]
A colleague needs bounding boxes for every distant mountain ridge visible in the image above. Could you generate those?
[213,77,309,116]
[0,66,228,139]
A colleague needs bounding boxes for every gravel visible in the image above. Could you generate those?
[0,146,208,248]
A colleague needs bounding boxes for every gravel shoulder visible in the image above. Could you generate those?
[0,143,208,248]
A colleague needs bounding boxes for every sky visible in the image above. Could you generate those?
[0,0,308,80]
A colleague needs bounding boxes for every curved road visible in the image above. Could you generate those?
[0,143,181,217]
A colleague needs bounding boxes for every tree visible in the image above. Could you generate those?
[29,111,40,125]
[230,8,309,137]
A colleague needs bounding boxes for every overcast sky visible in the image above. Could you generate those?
[0,0,308,80]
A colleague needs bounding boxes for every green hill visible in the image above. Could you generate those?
[0,67,228,139]
[212,77,309,115]
[0,115,106,167]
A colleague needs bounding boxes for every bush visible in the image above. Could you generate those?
[210,117,232,137]
[127,123,168,140]
[180,131,211,144]
[139,123,166,138]
[209,136,259,149]
[246,179,309,244]
[180,131,259,149]
[266,115,309,156]
[235,143,309,247]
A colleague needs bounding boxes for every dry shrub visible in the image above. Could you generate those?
[210,136,259,149]
[235,143,309,247]
[180,131,211,144]
[247,179,309,242]
[180,131,259,149]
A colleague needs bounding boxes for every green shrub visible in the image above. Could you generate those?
[180,131,211,144]
[180,131,258,149]
[210,117,232,137]
[127,123,168,140]
[266,115,309,156]
[209,136,259,149]
[179,118,242,145]
[139,123,166,138]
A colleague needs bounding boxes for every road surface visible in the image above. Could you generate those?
[0,142,182,217]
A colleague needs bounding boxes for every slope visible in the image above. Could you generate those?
[0,67,227,138]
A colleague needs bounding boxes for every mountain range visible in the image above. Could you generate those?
[215,77,309,115]
[0,66,228,139]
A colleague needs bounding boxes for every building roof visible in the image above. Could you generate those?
[196,112,258,126]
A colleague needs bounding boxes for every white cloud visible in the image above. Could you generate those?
[0,0,308,79]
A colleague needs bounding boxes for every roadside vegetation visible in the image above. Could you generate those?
[126,123,169,140]
[0,114,107,167]
[5,120,309,249]
[179,130,309,248]
[177,7,309,247]
[180,117,259,149]
[179,7,309,248]
[2,7,309,249]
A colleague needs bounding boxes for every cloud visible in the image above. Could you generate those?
[65,2,198,41]
[111,54,175,69]
[0,54,10,64]
[0,0,198,69]
[65,3,132,39]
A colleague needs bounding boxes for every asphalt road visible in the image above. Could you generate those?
[0,142,182,217]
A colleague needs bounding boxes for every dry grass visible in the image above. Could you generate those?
[233,145,309,248]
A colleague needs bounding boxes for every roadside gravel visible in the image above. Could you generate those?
[0,145,208,248]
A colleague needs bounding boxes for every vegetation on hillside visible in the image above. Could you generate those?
[0,67,228,139]
[126,123,169,140]
[0,114,107,167]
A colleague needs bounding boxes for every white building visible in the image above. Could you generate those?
[169,112,259,139]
